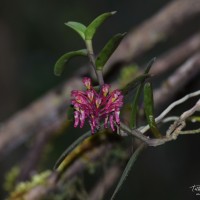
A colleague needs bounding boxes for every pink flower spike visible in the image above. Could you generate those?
[83,77,91,89]
[74,111,80,127]
[104,115,109,128]
[109,115,115,131]
[95,97,102,108]
[86,90,94,102]
[80,110,86,128]
[89,120,95,134]
[114,110,120,124]
[71,77,124,134]
[102,84,110,97]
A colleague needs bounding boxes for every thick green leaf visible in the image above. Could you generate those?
[121,74,150,95]
[95,33,125,70]
[130,57,156,129]
[144,57,156,73]
[144,82,161,138]
[111,143,146,200]
[85,11,116,40]
[54,49,87,76]
[65,21,86,40]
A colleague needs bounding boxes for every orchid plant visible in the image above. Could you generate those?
[54,11,127,136]
[53,11,200,200]
[5,10,200,200]
[53,11,157,199]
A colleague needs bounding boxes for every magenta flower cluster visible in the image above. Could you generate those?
[71,77,124,134]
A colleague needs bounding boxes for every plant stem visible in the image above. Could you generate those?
[85,40,104,85]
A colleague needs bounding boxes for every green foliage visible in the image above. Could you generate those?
[85,11,116,40]
[4,166,20,192]
[144,57,156,74]
[111,143,146,200]
[119,64,138,87]
[95,33,125,70]
[54,131,91,170]
[54,49,87,76]
[54,12,160,200]
[65,21,86,40]
[121,74,150,95]
[189,116,200,123]
[47,178,89,200]
[65,11,116,41]
[144,82,161,138]
[55,12,117,75]
[130,58,156,129]
[9,171,51,199]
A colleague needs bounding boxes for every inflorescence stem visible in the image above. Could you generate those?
[85,40,104,86]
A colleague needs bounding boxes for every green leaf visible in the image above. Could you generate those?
[189,116,200,123]
[95,33,125,70]
[121,74,150,95]
[85,11,117,40]
[65,21,86,40]
[54,49,87,76]
[130,57,156,129]
[54,130,91,171]
[111,143,146,200]
[144,57,156,74]
[144,82,161,138]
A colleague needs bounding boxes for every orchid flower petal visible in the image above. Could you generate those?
[109,115,115,131]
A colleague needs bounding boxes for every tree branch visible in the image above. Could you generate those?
[1,0,200,163]
[151,32,200,75]
[154,52,200,109]
[105,0,200,73]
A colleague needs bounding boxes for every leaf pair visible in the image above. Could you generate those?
[128,58,161,137]
[54,11,125,76]
[129,58,155,129]
[66,11,116,41]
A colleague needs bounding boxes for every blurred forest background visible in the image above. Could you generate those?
[0,0,172,120]
[0,0,200,199]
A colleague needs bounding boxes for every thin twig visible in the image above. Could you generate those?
[179,129,200,135]
[120,122,172,147]
[156,91,200,123]
[167,98,200,136]
[140,90,200,133]
[161,116,179,123]
[120,93,200,146]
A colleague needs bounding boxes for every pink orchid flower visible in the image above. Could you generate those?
[71,77,124,134]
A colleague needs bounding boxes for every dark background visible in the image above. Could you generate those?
[0,0,170,120]
[0,0,199,199]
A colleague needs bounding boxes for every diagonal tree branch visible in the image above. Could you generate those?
[154,52,200,109]
[105,0,200,73]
